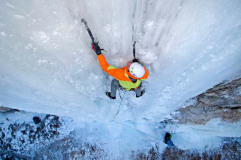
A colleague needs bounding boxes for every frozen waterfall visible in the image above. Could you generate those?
[0,0,241,122]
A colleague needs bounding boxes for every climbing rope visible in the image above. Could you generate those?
[118,88,124,100]
[110,90,162,141]
[112,120,162,141]
[111,90,162,141]
[111,90,127,121]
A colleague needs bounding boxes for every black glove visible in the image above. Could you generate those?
[91,43,101,55]
[133,58,139,63]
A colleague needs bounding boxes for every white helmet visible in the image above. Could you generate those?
[129,62,145,78]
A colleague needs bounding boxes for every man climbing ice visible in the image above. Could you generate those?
[91,43,149,99]
[163,132,175,147]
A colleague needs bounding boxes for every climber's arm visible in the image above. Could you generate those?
[97,54,109,72]
[97,54,125,80]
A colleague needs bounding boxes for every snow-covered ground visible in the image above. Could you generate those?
[0,108,240,159]
[0,0,241,157]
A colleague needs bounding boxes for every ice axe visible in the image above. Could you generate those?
[132,41,139,62]
[81,18,95,43]
[81,18,105,52]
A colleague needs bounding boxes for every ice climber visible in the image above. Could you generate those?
[163,132,174,147]
[91,43,149,99]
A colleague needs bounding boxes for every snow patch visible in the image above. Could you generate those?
[14,15,26,19]
[5,3,15,9]
[0,32,7,37]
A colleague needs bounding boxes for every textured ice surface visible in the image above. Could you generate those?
[0,0,241,122]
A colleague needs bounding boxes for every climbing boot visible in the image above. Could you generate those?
[106,92,116,99]
[136,90,145,98]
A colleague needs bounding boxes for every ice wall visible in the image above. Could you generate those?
[0,0,241,121]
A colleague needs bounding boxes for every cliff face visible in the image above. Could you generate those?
[172,78,241,124]
[1,78,241,159]
[198,78,241,108]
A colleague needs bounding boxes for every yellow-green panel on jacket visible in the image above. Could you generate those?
[119,80,141,90]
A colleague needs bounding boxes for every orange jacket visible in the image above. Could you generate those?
[97,54,148,90]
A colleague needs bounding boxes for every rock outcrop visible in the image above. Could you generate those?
[173,78,241,124]
[132,140,241,160]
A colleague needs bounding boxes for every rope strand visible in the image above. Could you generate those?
[111,91,161,141]
[112,120,162,141]
[111,90,127,121]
